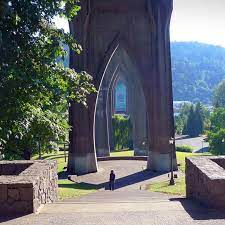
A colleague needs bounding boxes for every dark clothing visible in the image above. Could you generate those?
[109,181,115,191]
[110,173,115,182]
[109,172,116,191]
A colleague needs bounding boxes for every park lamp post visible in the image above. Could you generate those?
[169,137,175,185]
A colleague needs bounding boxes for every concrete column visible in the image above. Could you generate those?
[95,87,110,157]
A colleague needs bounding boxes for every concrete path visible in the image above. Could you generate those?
[69,160,181,191]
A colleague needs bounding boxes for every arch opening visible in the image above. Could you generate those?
[94,46,149,157]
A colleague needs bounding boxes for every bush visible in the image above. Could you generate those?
[208,129,225,155]
[208,108,225,155]
[112,114,133,151]
[176,145,193,153]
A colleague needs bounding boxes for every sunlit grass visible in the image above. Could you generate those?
[148,151,212,196]
[58,179,97,200]
[176,151,211,172]
[110,150,134,157]
[147,177,186,196]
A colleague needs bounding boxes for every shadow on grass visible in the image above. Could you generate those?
[58,170,69,179]
[41,154,67,160]
[58,182,98,190]
[169,197,225,220]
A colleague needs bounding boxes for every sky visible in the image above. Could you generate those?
[170,0,225,47]
[55,0,225,48]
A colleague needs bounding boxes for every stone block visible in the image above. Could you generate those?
[0,184,7,201]
[186,156,225,209]
[19,187,34,201]
[8,188,20,201]
[0,160,58,215]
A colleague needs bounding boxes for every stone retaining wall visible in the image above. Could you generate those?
[186,156,225,209]
[0,160,58,215]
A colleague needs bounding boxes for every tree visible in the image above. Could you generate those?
[186,105,196,137]
[208,108,225,155]
[176,102,205,137]
[213,79,225,107]
[194,102,204,135]
[0,0,95,159]
[112,115,133,151]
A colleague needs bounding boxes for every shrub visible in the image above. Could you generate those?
[112,114,133,151]
[176,145,193,153]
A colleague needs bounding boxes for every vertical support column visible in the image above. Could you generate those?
[146,0,177,171]
[95,87,110,157]
[68,0,98,175]
[68,96,98,175]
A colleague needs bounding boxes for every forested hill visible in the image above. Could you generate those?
[62,42,225,105]
[171,42,225,105]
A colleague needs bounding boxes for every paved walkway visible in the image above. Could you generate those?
[69,160,180,191]
[1,160,225,225]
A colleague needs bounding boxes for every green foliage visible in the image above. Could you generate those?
[112,115,133,151]
[208,108,225,155]
[175,102,207,137]
[213,79,225,107]
[185,103,204,137]
[110,150,134,157]
[172,42,225,104]
[174,116,185,135]
[176,145,193,153]
[0,0,95,159]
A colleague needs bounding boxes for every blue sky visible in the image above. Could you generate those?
[55,0,225,47]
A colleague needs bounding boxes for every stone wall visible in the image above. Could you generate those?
[186,156,225,209]
[0,160,58,215]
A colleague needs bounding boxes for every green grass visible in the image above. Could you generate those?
[176,151,211,172]
[34,152,97,200]
[147,151,212,196]
[110,150,134,157]
[147,177,186,196]
[33,152,67,173]
[58,179,97,200]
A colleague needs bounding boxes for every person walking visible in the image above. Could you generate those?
[109,170,116,191]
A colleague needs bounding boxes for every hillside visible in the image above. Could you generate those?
[62,42,225,105]
[171,42,225,104]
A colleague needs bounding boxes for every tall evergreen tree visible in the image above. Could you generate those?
[194,102,204,135]
[186,105,196,137]
[213,79,225,107]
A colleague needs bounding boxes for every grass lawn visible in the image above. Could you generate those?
[58,179,97,200]
[147,177,186,196]
[34,152,98,200]
[33,152,67,173]
[110,150,134,157]
[176,151,211,172]
[147,151,212,196]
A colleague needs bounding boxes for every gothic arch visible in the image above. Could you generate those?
[68,0,177,175]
